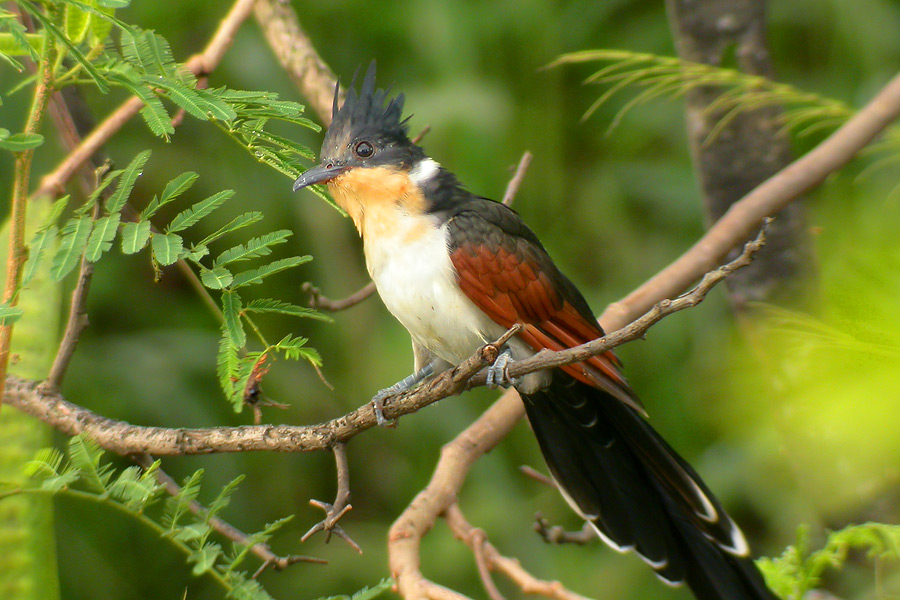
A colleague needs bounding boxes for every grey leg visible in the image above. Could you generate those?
[371,361,437,426]
[485,347,514,389]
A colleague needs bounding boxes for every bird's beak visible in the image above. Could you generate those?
[292,163,349,191]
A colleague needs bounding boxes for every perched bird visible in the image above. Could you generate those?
[293,63,775,600]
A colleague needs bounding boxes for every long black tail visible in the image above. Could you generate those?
[521,373,775,600]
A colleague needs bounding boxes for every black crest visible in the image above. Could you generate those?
[321,61,411,161]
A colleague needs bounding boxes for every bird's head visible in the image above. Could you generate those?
[292,62,429,200]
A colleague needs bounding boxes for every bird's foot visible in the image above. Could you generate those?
[370,386,399,428]
[486,347,515,389]
[369,362,437,427]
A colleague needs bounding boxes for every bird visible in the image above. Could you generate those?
[293,63,776,600]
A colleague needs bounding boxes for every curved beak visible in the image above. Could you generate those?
[292,163,349,192]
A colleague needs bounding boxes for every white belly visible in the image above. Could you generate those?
[363,212,504,365]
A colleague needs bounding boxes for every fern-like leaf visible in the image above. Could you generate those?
[213,230,292,267]
[166,189,233,233]
[67,435,112,493]
[120,220,152,254]
[51,215,93,280]
[230,256,311,289]
[221,290,246,348]
[106,149,151,213]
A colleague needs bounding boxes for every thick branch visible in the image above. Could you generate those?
[35,0,257,198]
[600,67,900,331]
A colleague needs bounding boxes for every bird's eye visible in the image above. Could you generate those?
[354,141,375,159]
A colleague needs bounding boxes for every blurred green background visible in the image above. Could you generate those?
[3,0,900,598]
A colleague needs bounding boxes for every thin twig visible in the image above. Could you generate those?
[43,221,95,390]
[134,454,325,572]
[301,442,360,552]
[411,125,432,145]
[502,151,533,206]
[533,514,596,546]
[301,281,377,312]
[36,0,257,198]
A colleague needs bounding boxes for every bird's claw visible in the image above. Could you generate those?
[486,348,515,389]
[371,387,398,427]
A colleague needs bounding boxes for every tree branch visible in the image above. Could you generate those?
[35,0,257,198]
[5,226,762,457]
[444,504,593,600]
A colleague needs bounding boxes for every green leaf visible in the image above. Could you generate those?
[20,1,108,93]
[272,334,319,363]
[244,298,331,322]
[207,475,244,522]
[193,88,237,121]
[0,46,25,71]
[140,98,174,138]
[67,435,112,493]
[199,265,233,290]
[0,132,43,151]
[231,256,311,289]
[106,149,151,214]
[85,214,120,262]
[51,215,93,280]
[214,230,292,267]
[142,171,198,218]
[106,71,174,138]
[163,469,203,529]
[149,77,210,120]
[216,334,240,402]
[120,220,151,254]
[89,4,115,44]
[108,464,163,510]
[195,211,263,248]
[151,232,183,266]
[120,29,176,77]
[24,448,65,479]
[97,0,130,7]
[172,522,210,543]
[222,291,245,348]
[166,189,233,233]
[189,542,221,576]
[2,11,38,61]
[349,578,395,600]
[64,3,91,43]
[23,224,58,287]
[0,302,24,326]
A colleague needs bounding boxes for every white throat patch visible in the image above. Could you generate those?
[409,158,440,186]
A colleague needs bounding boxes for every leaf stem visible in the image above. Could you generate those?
[0,6,60,409]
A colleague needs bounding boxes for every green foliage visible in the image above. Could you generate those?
[2,434,294,600]
[0,129,44,151]
[17,149,327,412]
[758,523,900,599]
[311,578,395,600]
